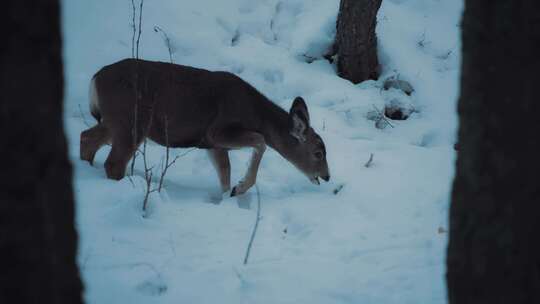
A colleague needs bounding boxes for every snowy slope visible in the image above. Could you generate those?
[62,0,463,303]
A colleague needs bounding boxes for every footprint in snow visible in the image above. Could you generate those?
[206,189,254,210]
[136,278,168,297]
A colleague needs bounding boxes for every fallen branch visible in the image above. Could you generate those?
[333,184,344,195]
[243,185,262,265]
[364,153,374,168]
[372,104,395,129]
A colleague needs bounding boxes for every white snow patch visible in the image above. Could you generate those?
[63,0,463,303]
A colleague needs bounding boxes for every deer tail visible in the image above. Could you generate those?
[89,76,102,123]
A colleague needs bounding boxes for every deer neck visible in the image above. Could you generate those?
[260,102,297,159]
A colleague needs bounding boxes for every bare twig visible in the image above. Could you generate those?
[127,175,136,188]
[78,103,91,128]
[129,0,143,174]
[135,0,144,59]
[131,0,136,58]
[130,152,138,175]
[142,137,158,213]
[152,25,176,192]
[243,185,262,265]
[157,116,176,192]
[156,115,197,192]
[333,184,344,195]
[154,25,181,191]
[131,0,145,173]
[178,148,197,158]
[153,26,173,64]
[364,153,374,168]
[417,30,428,48]
[372,104,395,128]
[130,96,139,175]
[128,0,156,214]
[157,146,196,191]
[141,95,157,213]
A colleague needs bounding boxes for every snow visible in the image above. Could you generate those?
[62,0,463,303]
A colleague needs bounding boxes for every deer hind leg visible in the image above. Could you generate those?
[104,131,141,180]
[211,128,266,196]
[80,124,110,165]
[207,148,231,193]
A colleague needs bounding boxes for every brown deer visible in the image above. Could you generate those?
[80,59,330,196]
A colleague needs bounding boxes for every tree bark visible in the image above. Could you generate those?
[447,1,540,304]
[335,0,382,84]
[0,1,83,303]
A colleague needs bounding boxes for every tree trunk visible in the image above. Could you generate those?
[447,1,540,304]
[0,1,83,303]
[335,0,382,84]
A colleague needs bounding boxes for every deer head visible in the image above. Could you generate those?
[285,97,330,185]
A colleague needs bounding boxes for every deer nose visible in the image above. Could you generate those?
[321,175,330,182]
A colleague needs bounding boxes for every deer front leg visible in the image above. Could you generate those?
[211,129,266,196]
[207,148,231,193]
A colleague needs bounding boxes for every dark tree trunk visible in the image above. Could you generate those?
[447,1,540,304]
[335,0,382,84]
[0,1,83,303]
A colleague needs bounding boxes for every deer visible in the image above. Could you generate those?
[80,58,330,196]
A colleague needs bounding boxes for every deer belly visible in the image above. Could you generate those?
[147,125,209,149]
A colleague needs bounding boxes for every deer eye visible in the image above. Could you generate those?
[314,151,324,160]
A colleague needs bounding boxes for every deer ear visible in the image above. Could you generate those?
[289,97,310,142]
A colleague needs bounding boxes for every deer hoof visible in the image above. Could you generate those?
[105,162,126,181]
[231,185,247,197]
[231,180,252,196]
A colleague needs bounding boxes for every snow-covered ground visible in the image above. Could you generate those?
[62,0,463,303]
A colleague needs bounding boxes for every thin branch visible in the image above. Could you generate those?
[333,184,344,195]
[364,153,374,168]
[141,138,155,213]
[130,90,139,175]
[372,104,395,128]
[131,0,136,58]
[129,0,140,174]
[155,116,198,192]
[128,0,155,215]
[243,185,262,265]
[78,103,91,128]
[135,0,144,59]
[141,95,157,213]
[127,174,136,188]
[153,26,173,64]
[417,29,429,48]
[158,116,172,192]
[157,117,169,192]
[130,0,143,174]
[130,152,138,175]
